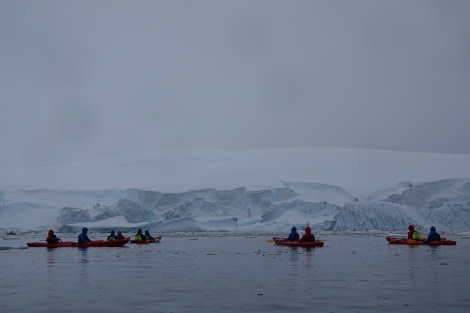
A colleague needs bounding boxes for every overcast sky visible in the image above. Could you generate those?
[1,0,469,167]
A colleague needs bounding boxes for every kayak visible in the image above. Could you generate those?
[76,238,130,247]
[27,241,75,248]
[130,236,162,244]
[273,237,324,247]
[27,238,130,248]
[386,237,456,245]
[275,240,324,247]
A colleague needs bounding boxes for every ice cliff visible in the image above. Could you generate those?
[1,179,470,233]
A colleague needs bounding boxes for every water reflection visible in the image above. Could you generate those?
[287,246,299,262]
[47,248,57,267]
[78,247,89,264]
[283,245,320,284]
[302,247,316,263]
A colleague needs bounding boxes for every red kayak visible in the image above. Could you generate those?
[130,236,162,244]
[27,238,130,248]
[386,237,456,245]
[273,237,324,247]
[27,241,75,248]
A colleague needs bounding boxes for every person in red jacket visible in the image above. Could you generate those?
[46,230,62,244]
[299,226,315,242]
[407,224,421,240]
[407,225,415,239]
[116,231,126,240]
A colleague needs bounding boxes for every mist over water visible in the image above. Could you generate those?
[1,233,469,313]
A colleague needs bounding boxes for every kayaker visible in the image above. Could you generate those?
[135,229,146,241]
[46,229,62,244]
[299,226,315,242]
[107,230,119,241]
[286,226,300,241]
[144,230,154,240]
[78,227,92,243]
[424,226,441,242]
[116,231,126,239]
[407,225,421,240]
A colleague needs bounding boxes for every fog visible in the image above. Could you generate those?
[1,0,469,167]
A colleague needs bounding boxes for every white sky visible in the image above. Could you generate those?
[1,0,469,167]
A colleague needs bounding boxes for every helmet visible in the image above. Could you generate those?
[291,227,297,232]
[48,229,54,235]
[82,227,88,233]
[145,230,150,235]
[110,230,115,235]
[305,226,311,234]
[408,224,414,230]
[430,226,436,232]
[117,231,122,235]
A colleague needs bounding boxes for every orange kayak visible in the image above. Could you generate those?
[273,237,324,247]
[386,237,456,245]
[130,236,162,244]
[27,238,130,248]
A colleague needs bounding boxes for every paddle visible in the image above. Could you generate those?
[266,239,327,243]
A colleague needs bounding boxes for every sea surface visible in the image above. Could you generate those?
[1,232,469,313]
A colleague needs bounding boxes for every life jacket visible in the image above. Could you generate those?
[412,231,420,240]
[135,234,146,240]
[47,235,59,244]
[304,234,315,242]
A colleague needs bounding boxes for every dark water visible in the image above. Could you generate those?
[1,233,469,313]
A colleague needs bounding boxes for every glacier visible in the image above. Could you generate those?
[1,179,470,234]
[1,147,470,234]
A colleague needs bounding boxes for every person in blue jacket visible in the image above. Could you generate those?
[107,230,119,241]
[144,230,154,240]
[286,226,300,241]
[78,227,92,243]
[424,226,441,242]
